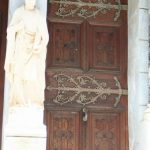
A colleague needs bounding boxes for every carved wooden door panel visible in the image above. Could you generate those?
[45,0,128,150]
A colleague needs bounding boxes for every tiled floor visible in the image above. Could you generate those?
[3,106,46,150]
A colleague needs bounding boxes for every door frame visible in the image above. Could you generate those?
[0,0,8,148]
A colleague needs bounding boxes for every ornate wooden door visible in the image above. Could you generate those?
[45,0,128,150]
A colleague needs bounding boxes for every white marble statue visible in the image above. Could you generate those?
[4,0,49,107]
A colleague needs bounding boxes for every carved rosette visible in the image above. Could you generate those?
[53,117,74,149]
[46,72,127,107]
[93,114,118,150]
[52,25,80,67]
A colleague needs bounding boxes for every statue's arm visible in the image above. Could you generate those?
[33,16,49,54]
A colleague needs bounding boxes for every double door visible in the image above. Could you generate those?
[45,0,128,149]
[45,107,128,150]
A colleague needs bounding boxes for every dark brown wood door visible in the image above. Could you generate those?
[0,0,8,148]
[45,0,128,150]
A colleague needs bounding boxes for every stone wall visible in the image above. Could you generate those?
[128,0,149,149]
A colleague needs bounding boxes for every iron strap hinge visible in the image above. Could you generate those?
[49,0,128,11]
[49,0,127,21]
[47,74,128,107]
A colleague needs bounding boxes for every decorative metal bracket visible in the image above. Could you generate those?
[49,0,127,21]
[47,73,128,107]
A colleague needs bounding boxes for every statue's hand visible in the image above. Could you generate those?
[33,45,42,54]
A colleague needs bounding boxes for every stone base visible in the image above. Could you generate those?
[3,106,46,150]
[4,136,46,150]
[5,106,46,137]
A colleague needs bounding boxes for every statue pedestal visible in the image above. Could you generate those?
[5,106,46,137]
[3,106,46,150]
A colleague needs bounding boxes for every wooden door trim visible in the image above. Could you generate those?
[0,1,8,148]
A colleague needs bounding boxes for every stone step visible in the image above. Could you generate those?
[3,106,46,150]
[5,106,46,137]
[4,136,46,150]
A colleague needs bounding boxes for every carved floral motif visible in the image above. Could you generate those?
[94,115,118,150]
[95,31,115,67]
[53,117,75,150]
[53,25,80,67]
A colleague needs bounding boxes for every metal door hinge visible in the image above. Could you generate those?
[47,73,128,107]
[49,0,127,21]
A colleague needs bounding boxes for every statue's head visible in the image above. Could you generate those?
[25,0,36,10]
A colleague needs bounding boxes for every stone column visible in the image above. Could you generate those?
[128,0,149,149]
[137,1,150,150]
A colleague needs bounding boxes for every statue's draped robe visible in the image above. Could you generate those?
[4,6,49,107]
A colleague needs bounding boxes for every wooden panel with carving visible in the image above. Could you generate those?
[47,21,85,69]
[88,25,120,71]
[46,111,82,150]
[87,112,120,150]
